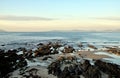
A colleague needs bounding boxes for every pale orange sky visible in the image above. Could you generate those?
[0,18,120,32]
[0,0,120,32]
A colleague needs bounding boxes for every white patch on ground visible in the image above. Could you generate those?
[17,51,23,55]
[58,51,62,54]
[25,59,50,67]
[59,47,64,51]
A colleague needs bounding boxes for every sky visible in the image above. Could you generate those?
[0,0,120,32]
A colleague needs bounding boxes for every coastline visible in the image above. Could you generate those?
[0,32,120,78]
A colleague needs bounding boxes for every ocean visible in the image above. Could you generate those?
[0,32,120,50]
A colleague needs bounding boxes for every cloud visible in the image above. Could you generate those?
[94,17,120,21]
[0,15,54,21]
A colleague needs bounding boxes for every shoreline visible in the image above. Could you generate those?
[0,41,120,78]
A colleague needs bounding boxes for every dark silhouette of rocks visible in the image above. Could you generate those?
[48,57,120,78]
[0,49,27,78]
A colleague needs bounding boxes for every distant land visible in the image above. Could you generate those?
[0,29,6,32]
[48,29,120,33]
[0,29,120,32]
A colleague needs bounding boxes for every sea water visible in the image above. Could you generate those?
[0,31,120,49]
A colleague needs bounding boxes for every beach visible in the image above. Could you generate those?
[0,32,120,78]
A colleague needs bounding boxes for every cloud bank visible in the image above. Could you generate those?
[94,17,120,21]
[0,15,54,21]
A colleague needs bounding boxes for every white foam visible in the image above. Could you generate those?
[94,52,120,65]
[94,52,120,58]
[103,58,120,65]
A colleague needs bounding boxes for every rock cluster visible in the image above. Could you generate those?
[48,58,120,78]
[0,49,27,78]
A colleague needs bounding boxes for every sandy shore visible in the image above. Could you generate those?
[77,51,110,59]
